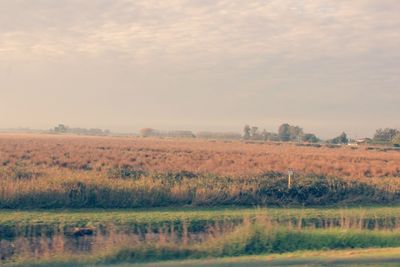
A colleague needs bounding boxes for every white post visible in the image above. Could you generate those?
[288,170,293,189]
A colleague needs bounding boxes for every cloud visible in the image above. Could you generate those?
[1,0,398,64]
[0,0,399,137]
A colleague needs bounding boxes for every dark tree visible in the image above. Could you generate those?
[278,123,291,141]
[303,133,319,143]
[243,125,251,140]
[54,124,68,133]
[329,132,348,144]
[392,133,400,147]
[250,126,259,139]
[373,128,399,143]
[289,126,303,141]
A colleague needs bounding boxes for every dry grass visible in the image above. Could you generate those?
[1,133,400,208]
[0,133,399,179]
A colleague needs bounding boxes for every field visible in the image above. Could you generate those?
[1,134,400,209]
[1,133,400,178]
[1,133,400,266]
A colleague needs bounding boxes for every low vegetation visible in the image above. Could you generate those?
[1,168,400,209]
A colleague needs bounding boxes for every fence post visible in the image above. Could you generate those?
[288,170,293,189]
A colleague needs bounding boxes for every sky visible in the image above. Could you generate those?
[0,0,399,138]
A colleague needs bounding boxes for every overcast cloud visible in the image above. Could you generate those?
[0,0,399,138]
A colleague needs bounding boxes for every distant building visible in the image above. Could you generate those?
[53,124,110,136]
[139,128,157,137]
[196,131,242,140]
[139,128,195,138]
[356,138,372,145]
[165,130,195,138]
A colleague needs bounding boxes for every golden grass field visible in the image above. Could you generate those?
[1,133,400,209]
[0,133,399,178]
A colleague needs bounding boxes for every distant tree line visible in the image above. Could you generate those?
[324,128,400,146]
[243,123,320,143]
[136,125,400,147]
[373,128,400,146]
[53,124,111,136]
[242,124,400,147]
[13,123,400,147]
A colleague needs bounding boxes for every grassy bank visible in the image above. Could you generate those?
[10,248,400,267]
[102,228,400,263]
[6,222,400,266]
[104,248,400,267]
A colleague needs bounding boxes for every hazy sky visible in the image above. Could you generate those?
[0,0,399,138]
